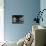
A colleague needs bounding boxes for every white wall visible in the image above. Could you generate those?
[0,0,4,42]
[40,0,46,26]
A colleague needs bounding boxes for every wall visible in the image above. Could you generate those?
[0,0,4,42]
[40,0,46,26]
[4,0,40,42]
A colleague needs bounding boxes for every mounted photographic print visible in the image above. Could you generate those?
[12,15,24,24]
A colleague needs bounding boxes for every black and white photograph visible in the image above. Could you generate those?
[12,15,24,24]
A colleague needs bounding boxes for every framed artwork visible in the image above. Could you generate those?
[12,15,24,24]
